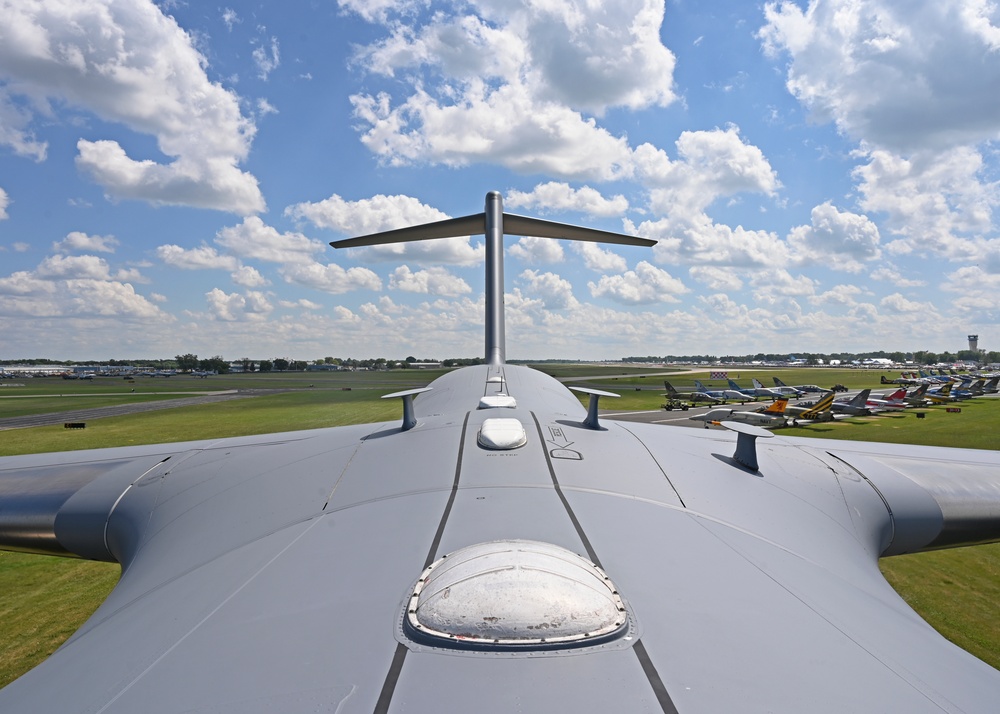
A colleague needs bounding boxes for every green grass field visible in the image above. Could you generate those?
[1,367,998,686]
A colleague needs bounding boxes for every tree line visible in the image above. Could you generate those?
[622,349,1000,365]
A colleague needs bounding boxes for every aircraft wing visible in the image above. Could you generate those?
[2,364,1000,713]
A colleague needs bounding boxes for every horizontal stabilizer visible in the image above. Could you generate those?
[330,213,654,249]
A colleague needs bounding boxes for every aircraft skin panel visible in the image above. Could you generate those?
[567,491,999,713]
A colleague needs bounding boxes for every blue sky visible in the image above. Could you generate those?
[1,0,999,361]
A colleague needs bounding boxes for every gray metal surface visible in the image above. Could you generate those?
[2,195,1000,712]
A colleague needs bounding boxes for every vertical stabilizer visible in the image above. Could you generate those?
[484,192,505,365]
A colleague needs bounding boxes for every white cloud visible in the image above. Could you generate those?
[231,265,269,287]
[518,269,578,310]
[280,261,382,294]
[389,265,471,296]
[0,0,263,214]
[279,298,322,310]
[644,212,788,268]
[636,127,780,216]
[53,231,119,254]
[759,0,1000,153]
[0,94,48,161]
[748,268,817,305]
[809,284,867,307]
[36,254,112,280]
[215,217,326,265]
[287,192,449,233]
[508,236,565,264]
[345,0,675,179]
[588,261,687,304]
[787,202,881,272]
[688,266,744,292]
[0,187,9,219]
[880,292,932,314]
[222,8,240,31]
[205,287,273,321]
[253,36,280,80]
[573,241,628,273]
[869,266,925,288]
[156,244,240,271]
[0,264,165,319]
[506,182,629,217]
[853,146,997,259]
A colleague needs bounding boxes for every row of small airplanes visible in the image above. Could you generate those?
[661,372,1000,428]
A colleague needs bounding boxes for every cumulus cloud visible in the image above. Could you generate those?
[573,242,628,273]
[345,0,674,179]
[280,261,382,294]
[644,212,788,268]
[0,261,165,319]
[759,0,1000,153]
[506,182,629,217]
[880,292,931,314]
[0,0,263,214]
[688,266,744,292]
[205,287,272,321]
[636,127,780,216]
[287,192,448,233]
[853,146,997,259]
[787,202,881,272]
[231,265,269,287]
[157,244,240,271]
[52,231,118,254]
[389,265,471,296]
[36,254,113,280]
[508,236,565,264]
[588,261,687,304]
[518,269,578,310]
[215,217,326,265]
[0,187,8,219]
[869,266,925,288]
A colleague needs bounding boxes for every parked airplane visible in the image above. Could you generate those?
[689,398,788,429]
[787,390,838,424]
[766,379,805,398]
[773,376,824,393]
[926,382,957,404]
[827,388,873,416]
[866,388,909,412]
[752,377,798,398]
[662,380,722,405]
[727,378,781,400]
[693,379,748,402]
[881,374,919,386]
[2,193,1000,713]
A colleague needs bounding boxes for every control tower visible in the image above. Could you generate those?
[969,335,979,353]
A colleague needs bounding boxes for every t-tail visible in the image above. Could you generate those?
[332,192,654,365]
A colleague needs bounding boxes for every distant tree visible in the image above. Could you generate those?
[199,356,229,373]
[290,360,308,371]
[273,358,289,371]
[258,360,273,373]
[175,353,199,371]
[241,358,255,373]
